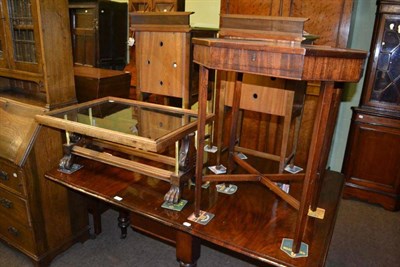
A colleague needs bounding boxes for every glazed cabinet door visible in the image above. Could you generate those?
[1,0,42,73]
[361,13,400,112]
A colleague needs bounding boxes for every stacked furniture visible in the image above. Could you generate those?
[69,0,128,70]
[0,1,88,266]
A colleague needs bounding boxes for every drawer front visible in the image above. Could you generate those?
[0,213,36,254]
[0,160,26,196]
[193,45,304,79]
[224,75,292,115]
[0,187,30,226]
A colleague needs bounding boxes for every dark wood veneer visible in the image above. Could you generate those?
[46,157,345,267]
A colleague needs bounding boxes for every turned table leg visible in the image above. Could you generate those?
[117,210,130,239]
[176,230,201,267]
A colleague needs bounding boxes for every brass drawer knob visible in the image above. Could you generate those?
[0,197,13,209]
[7,226,19,237]
[0,170,8,181]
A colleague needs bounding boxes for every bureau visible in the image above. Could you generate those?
[0,99,88,266]
[0,0,89,265]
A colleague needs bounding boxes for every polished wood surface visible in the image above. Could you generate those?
[343,108,400,211]
[0,99,45,165]
[74,66,131,103]
[220,0,353,48]
[45,157,345,267]
[192,36,367,254]
[192,38,366,82]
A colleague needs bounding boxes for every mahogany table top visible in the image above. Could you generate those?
[45,157,344,267]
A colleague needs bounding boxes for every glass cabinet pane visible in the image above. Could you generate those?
[7,0,37,63]
[370,17,400,104]
[0,1,5,62]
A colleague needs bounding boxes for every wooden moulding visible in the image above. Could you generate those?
[219,14,308,42]
[130,11,192,32]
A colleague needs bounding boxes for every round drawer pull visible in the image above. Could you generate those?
[7,226,19,237]
[0,170,8,181]
[0,197,13,209]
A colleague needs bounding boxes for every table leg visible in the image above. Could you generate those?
[117,210,130,239]
[176,230,201,267]
[310,84,342,210]
[292,81,341,252]
[213,71,228,166]
[227,73,243,174]
[194,65,209,216]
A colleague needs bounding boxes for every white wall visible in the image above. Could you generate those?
[327,0,376,171]
[185,0,220,28]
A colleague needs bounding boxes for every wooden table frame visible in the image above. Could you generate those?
[191,37,367,253]
[35,96,213,203]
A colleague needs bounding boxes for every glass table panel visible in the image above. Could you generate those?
[36,97,206,152]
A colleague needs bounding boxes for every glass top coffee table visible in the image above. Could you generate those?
[36,97,214,203]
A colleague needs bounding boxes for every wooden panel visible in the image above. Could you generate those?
[40,0,76,109]
[302,56,366,82]
[343,109,400,211]
[220,0,294,16]
[291,0,354,47]
[221,0,354,47]
[74,66,131,103]
[137,31,189,98]
[0,98,44,165]
[219,14,306,41]
[224,75,291,115]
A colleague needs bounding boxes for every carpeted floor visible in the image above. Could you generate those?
[1,198,399,267]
